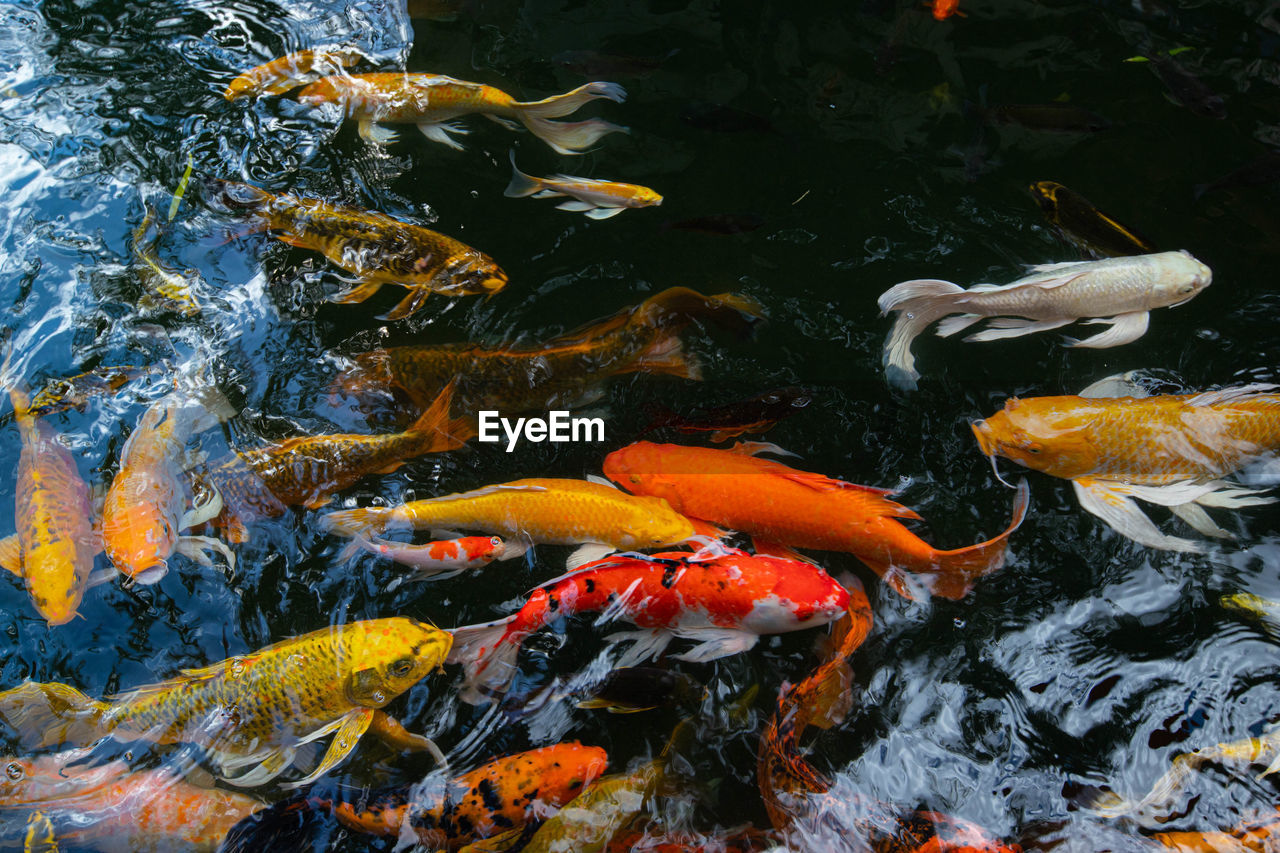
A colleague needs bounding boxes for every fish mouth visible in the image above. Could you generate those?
[970,418,995,457]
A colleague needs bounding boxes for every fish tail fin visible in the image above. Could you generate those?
[0,681,110,749]
[513,81,627,119]
[634,288,766,337]
[446,617,521,705]
[503,150,544,198]
[519,116,629,155]
[877,279,966,390]
[406,379,476,451]
[321,506,393,538]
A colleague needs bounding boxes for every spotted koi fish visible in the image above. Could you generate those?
[296,73,627,153]
[223,48,364,100]
[447,547,850,704]
[505,151,662,219]
[338,534,506,575]
[0,617,452,788]
[204,179,507,320]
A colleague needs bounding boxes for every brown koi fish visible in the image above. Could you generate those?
[297,73,628,153]
[205,179,507,320]
[0,617,453,789]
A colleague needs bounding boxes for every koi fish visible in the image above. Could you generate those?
[322,477,697,568]
[328,286,763,423]
[575,666,705,714]
[878,250,1211,389]
[0,617,452,788]
[1029,181,1157,258]
[3,372,96,625]
[204,179,507,320]
[133,206,201,316]
[447,548,850,704]
[603,442,1030,601]
[971,379,1280,552]
[1,749,265,852]
[223,48,364,100]
[639,386,812,443]
[189,382,472,543]
[25,364,158,419]
[338,534,506,575]
[1145,53,1226,120]
[296,73,628,153]
[931,0,962,20]
[505,151,662,219]
[100,383,236,584]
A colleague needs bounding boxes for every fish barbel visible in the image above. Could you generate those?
[505,150,661,220]
[447,548,850,704]
[322,477,697,565]
[204,178,507,321]
[972,380,1280,552]
[603,441,1029,601]
[0,617,452,788]
[296,72,628,153]
[223,48,364,100]
[328,286,763,423]
[879,250,1211,388]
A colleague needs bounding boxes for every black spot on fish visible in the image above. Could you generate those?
[476,778,504,812]
[661,566,678,588]
[455,815,474,835]
[585,578,596,593]
[493,814,515,828]
[548,595,559,613]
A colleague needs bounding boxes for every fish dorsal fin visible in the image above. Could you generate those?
[105,657,247,700]
[737,454,900,498]
[1009,271,1089,291]
[585,474,620,490]
[416,483,550,505]
[1025,260,1092,273]
[548,173,605,185]
[728,440,798,458]
[1185,383,1280,407]
[1078,372,1153,399]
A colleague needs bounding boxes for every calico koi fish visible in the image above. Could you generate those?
[1,749,265,852]
[3,373,96,625]
[223,48,364,100]
[189,382,472,543]
[1029,181,1157,258]
[447,548,850,704]
[0,617,452,788]
[322,477,697,568]
[878,250,1211,389]
[603,442,1029,601]
[505,151,661,219]
[296,73,628,153]
[338,534,505,575]
[100,383,236,583]
[328,287,763,424]
[972,379,1280,552]
[205,179,507,320]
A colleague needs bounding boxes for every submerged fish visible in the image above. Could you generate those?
[505,151,662,219]
[26,364,157,419]
[329,287,763,424]
[1147,53,1226,120]
[100,383,235,584]
[223,48,364,100]
[321,477,697,568]
[972,379,1280,552]
[604,442,1029,601]
[1029,181,1157,258]
[205,179,507,320]
[190,383,472,543]
[0,617,452,788]
[575,666,705,714]
[931,0,962,20]
[640,386,811,442]
[296,73,628,153]
[1194,150,1280,199]
[447,547,850,704]
[338,534,506,575]
[0,749,264,853]
[133,207,202,317]
[878,250,1211,389]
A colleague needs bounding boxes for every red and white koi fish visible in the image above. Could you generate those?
[505,151,662,220]
[338,534,506,575]
[447,547,850,704]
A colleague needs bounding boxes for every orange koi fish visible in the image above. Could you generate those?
[3,375,96,625]
[100,384,236,584]
[189,383,472,543]
[972,378,1280,552]
[931,0,962,20]
[223,48,364,100]
[338,534,505,575]
[205,179,507,320]
[1,749,264,852]
[328,287,763,424]
[296,73,628,153]
[505,151,661,219]
[603,442,1029,600]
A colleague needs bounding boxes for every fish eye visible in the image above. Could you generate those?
[489,537,502,546]
[390,658,415,678]
[5,762,22,780]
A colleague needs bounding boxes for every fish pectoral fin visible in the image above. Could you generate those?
[221,745,298,787]
[606,628,674,668]
[566,542,617,571]
[555,200,599,212]
[963,317,1074,343]
[179,486,224,529]
[1065,311,1149,349]
[369,710,448,766]
[1194,481,1276,509]
[750,537,817,564]
[670,627,759,663]
[377,287,431,322]
[531,189,565,199]
[1072,478,1206,553]
[728,440,799,459]
[1078,371,1154,399]
[1169,502,1234,539]
[417,121,469,150]
[484,114,522,131]
[359,119,399,145]
[0,532,22,577]
[328,279,386,305]
[175,535,237,577]
[281,709,374,790]
[584,206,627,220]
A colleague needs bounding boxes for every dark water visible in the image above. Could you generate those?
[1,0,1279,849]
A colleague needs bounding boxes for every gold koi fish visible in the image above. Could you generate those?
[26,363,158,419]
[133,206,201,316]
[205,179,507,320]
[296,72,627,153]
[505,150,661,219]
[0,617,452,788]
[223,48,364,100]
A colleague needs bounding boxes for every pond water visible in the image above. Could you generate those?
[1,0,1279,849]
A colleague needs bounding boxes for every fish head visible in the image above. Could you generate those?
[27,573,87,628]
[0,749,123,803]
[1155,250,1212,307]
[635,187,663,207]
[621,496,698,548]
[603,446,693,518]
[103,504,177,584]
[440,251,508,298]
[971,397,1099,478]
[344,617,453,708]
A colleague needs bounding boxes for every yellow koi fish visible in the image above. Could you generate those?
[0,617,452,788]
[205,178,507,320]
[223,48,364,100]
[505,151,661,219]
[133,206,201,316]
[296,72,627,153]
